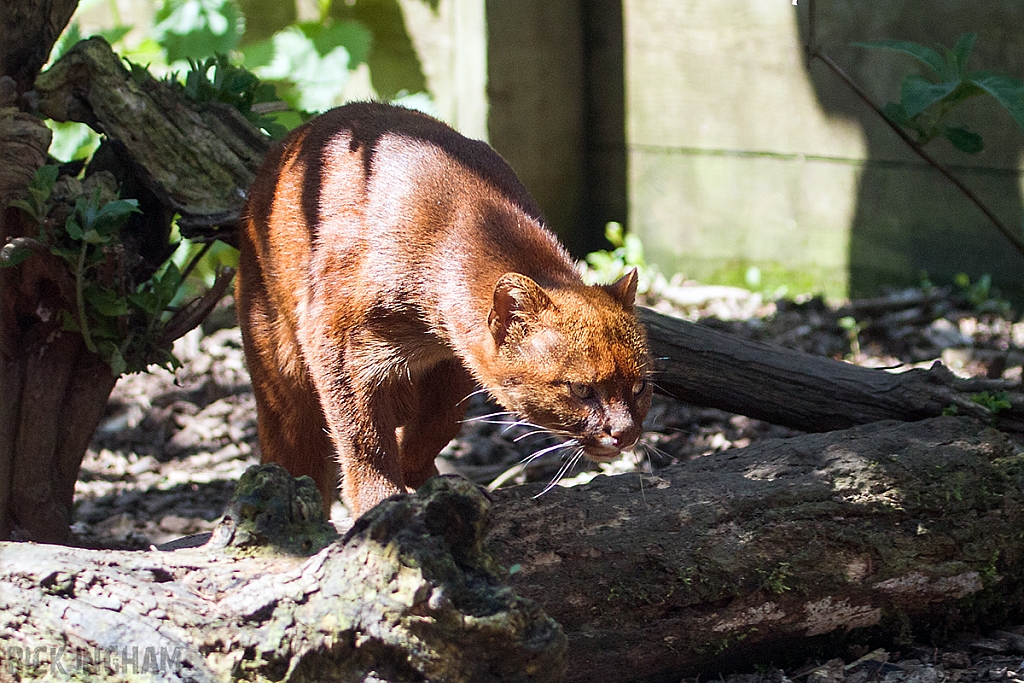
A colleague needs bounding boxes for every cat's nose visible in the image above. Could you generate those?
[606,425,638,450]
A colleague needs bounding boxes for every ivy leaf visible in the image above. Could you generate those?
[853,40,949,81]
[967,72,1024,130]
[900,75,958,119]
[943,125,984,154]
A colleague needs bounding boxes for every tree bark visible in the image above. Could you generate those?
[0,0,79,93]
[0,34,253,543]
[0,471,567,683]
[1,417,1020,682]
[0,50,121,542]
[638,306,1024,434]
[33,36,271,240]
[491,415,1024,680]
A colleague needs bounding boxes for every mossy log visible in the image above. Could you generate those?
[0,469,567,683]
[1,418,1021,682]
[33,36,270,241]
[489,416,1024,681]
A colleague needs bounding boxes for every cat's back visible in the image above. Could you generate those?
[246,103,543,242]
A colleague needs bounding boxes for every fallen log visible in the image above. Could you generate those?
[490,415,1024,681]
[2,417,1021,682]
[0,468,567,683]
[638,306,1024,434]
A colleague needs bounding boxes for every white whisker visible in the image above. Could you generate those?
[487,439,579,492]
[534,447,585,498]
[513,428,551,442]
[520,439,577,465]
[456,386,492,406]
[459,411,516,424]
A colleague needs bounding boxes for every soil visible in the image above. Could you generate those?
[72,282,1024,681]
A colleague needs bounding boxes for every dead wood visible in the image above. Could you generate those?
[489,415,1024,682]
[0,467,566,683]
[638,307,1024,434]
[33,36,270,242]
[2,418,1021,682]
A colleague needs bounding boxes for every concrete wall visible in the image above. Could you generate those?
[625,0,1024,298]
[72,0,1024,299]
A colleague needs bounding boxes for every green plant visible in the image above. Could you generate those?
[583,222,657,290]
[241,19,372,114]
[153,0,245,64]
[854,34,1024,153]
[953,273,1012,316]
[180,53,290,137]
[969,390,1012,414]
[5,166,187,375]
[837,315,862,358]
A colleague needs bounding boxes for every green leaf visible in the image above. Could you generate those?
[939,80,985,111]
[49,22,83,63]
[153,0,244,62]
[99,26,132,46]
[604,221,625,248]
[34,164,59,194]
[240,38,275,71]
[154,261,184,306]
[85,286,130,317]
[127,291,161,315]
[98,341,128,376]
[58,309,80,333]
[8,199,36,218]
[623,234,646,267]
[305,20,371,66]
[950,33,977,77]
[900,74,958,118]
[853,40,948,80]
[81,229,107,245]
[879,102,913,132]
[249,21,371,113]
[65,217,84,241]
[967,72,1024,130]
[943,125,984,154]
[95,198,141,229]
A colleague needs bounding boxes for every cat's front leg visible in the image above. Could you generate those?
[306,333,414,516]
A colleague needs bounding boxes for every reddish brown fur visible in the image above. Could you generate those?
[237,102,652,516]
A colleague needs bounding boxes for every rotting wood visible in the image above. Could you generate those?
[0,468,567,683]
[639,306,1024,434]
[489,415,1024,682]
[1,418,1020,682]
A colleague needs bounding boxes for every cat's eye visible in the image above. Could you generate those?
[632,380,648,396]
[568,382,594,399]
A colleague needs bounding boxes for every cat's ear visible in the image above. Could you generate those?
[489,272,552,346]
[604,268,638,310]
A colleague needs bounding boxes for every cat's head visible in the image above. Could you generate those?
[486,269,653,461]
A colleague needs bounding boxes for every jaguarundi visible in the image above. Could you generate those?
[237,102,652,516]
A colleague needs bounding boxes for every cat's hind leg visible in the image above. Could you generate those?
[236,280,339,513]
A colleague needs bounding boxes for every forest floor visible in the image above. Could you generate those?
[72,281,1024,682]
